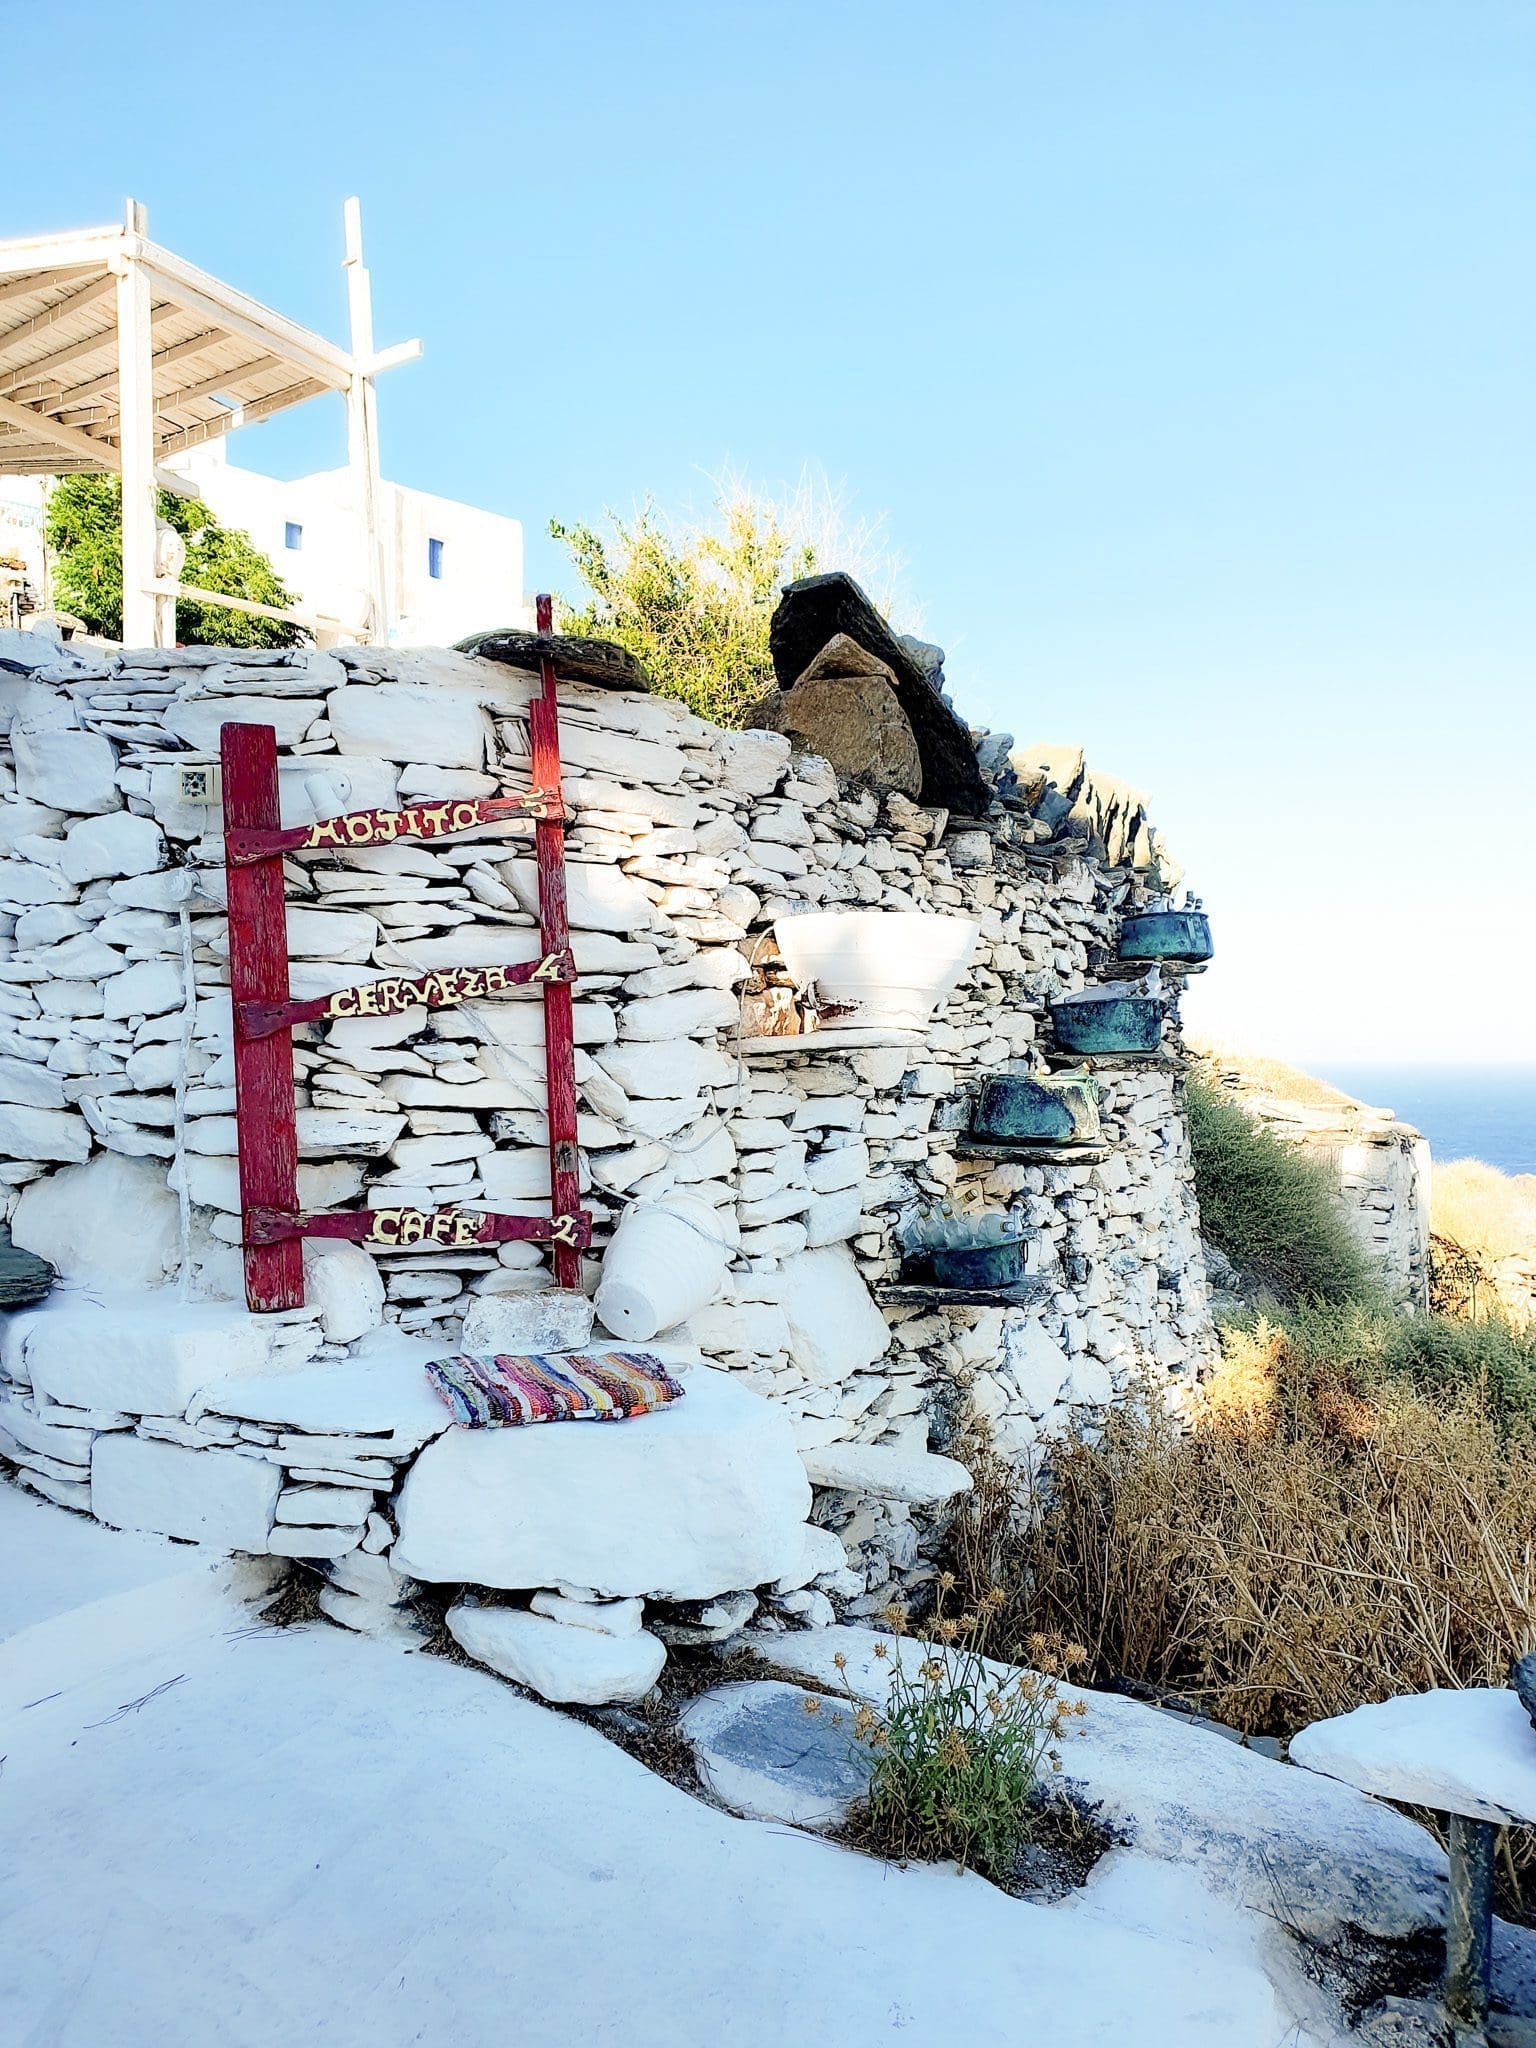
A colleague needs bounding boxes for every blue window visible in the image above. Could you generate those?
[284,521,303,551]
[427,536,445,580]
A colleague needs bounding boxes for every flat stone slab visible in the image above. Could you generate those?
[18,1296,319,1416]
[799,1442,973,1506]
[447,1602,665,1704]
[872,1279,1051,1310]
[91,1434,280,1552]
[766,572,990,814]
[456,629,650,693]
[192,1333,452,1446]
[680,1680,874,1830]
[1290,1689,1536,1826]
[394,1367,811,1600]
[759,1625,1451,1940]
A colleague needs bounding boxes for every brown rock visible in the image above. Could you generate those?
[767,573,991,813]
[752,673,922,798]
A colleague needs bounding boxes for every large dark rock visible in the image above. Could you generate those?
[768,574,991,815]
[456,629,651,694]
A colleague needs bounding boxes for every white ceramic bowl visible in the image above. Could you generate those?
[773,910,981,1032]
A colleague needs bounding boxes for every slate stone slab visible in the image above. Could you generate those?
[456,629,651,694]
[1512,1655,1536,1734]
[0,1226,53,1309]
[680,1679,875,1830]
[767,573,991,815]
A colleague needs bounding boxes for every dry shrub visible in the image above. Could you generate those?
[842,1585,1088,1882]
[1434,1157,1536,1264]
[963,1324,1536,1738]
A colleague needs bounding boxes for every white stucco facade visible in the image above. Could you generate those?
[2,458,531,646]
[167,446,532,645]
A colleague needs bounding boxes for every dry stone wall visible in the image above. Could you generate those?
[0,624,1215,1619]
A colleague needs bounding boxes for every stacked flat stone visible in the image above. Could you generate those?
[0,623,1216,1619]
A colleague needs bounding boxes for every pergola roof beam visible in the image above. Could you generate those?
[0,228,121,281]
[0,264,104,309]
[153,356,286,417]
[0,303,178,399]
[137,256,353,392]
[0,274,118,361]
[153,377,329,456]
[52,327,227,411]
[0,389,127,468]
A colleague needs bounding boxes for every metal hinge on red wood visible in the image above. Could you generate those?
[222,595,588,1313]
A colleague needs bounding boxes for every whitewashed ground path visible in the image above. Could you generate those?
[0,1482,1334,2047]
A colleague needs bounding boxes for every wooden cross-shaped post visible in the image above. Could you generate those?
[530,592,582,1292]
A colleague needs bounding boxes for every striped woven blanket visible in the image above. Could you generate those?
[424,1349,688,1428]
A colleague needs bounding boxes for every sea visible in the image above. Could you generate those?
[1313,1066,1536,1178]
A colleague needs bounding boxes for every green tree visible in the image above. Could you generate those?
[44,474,303,647]
[550,475,908,727]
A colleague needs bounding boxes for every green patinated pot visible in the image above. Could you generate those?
[1118,909,1214,964]
[928,1238,1026,1289]
[972,1073,1102,1146]
[1050,992,1165,1056]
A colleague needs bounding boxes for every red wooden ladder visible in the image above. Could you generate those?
[222,594,589,1312]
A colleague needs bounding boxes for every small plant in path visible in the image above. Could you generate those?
[842,1577,1087,1881]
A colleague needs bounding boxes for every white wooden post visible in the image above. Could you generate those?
[116,200,161,647]
[343,198,388,644]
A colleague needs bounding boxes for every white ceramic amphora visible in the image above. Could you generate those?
[595,1194,734,1342]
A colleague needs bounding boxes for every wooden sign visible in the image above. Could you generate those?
[223,594,589,1311]
[237,952,573,1040]
[244,1205,590,1251]
[224,788,562,866]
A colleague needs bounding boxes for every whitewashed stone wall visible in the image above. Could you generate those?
[0,627,1215,1616]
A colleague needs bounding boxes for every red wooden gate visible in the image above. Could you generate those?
[223,595,590,1312]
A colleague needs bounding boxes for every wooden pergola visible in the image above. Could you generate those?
[0,199,419,646]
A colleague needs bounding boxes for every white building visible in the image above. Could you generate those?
[164,445,532,646]
[0,198,534,648]
[0,456,532,645]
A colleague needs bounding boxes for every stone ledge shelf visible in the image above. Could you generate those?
[734,1026,925,1056]
[956,1138,1112,1167]
[799,1442,973,1507]
[872,1277,1052,1310]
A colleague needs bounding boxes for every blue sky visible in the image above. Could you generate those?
[9,1,1534,1066]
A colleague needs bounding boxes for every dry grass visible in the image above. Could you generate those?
[1434,1157,1536,1264]
[955,1326,1536,1738]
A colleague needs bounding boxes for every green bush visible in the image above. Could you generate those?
[550,491,814,728]
[45,474,302,648]
[1276,1297,1536,1430]
[550,474,908,730]
[1186,1076,1378,1306]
